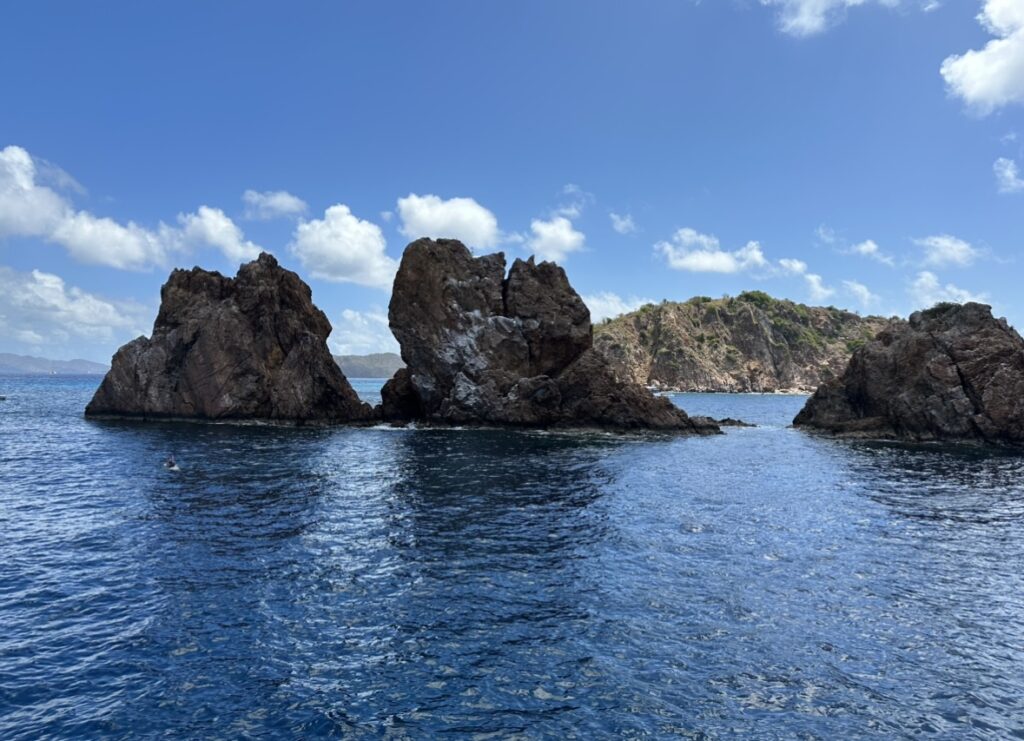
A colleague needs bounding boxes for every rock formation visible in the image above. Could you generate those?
[594,292,890,393]
[793,302,1024,444]
[86,253,374,423]
[382,238,718,432]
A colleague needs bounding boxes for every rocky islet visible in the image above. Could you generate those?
[794,302,1024,445]
[87,243,719,433]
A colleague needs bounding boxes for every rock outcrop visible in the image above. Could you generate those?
[382,238,718,432]
[793,303,1024,444]
[86,253,374,424]
[594,292,890,393]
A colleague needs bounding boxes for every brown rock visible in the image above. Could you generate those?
[385,238,718,433]
[793,302,1024,444]
[86,253,374,424]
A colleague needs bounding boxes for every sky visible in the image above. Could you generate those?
[1,0,1022,362]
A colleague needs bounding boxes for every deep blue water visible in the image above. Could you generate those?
[2,376,1024,739]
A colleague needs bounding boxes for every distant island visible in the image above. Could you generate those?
[0,353,108,376]
[333,352,403,378]
[594,291,892,393]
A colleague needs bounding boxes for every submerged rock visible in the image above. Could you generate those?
[793,303,1024,444]
[383,238,718,432]
[86,253,374,423]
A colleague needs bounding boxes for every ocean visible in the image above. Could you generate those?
[1,376,1022,738]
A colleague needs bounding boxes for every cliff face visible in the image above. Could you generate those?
[794,303,1024,444]
[382,238,719,432]
[86,253,374,423]
[594,292,891,393]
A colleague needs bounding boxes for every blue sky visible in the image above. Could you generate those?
[1,0,1022,361]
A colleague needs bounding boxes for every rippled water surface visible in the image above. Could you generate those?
[2,377,1024,739]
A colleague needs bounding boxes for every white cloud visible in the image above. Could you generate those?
[610,212,636,234]
[179,206,261,263]
[940,0,1024,113]
[915,234,979,267]
[51,212,174,270]
[779,258,809,274]
[805,274,835,302]
[289,204,397,289]
[0,145,262,270]
[0,265,150,356]
[779,255,835,301]
[994,157,1024,192]
[850,238,896,266]
[656,228,768,273]
[910,271,987,307]
[843,279,879,307]
[328,309,400,355]
[760,0,900,37]
[242,189,308,220]
[816,224,837,244]
[396,193,500,249]
[526,216,585,262]
[582,292,654,322]
[556,183,593,219]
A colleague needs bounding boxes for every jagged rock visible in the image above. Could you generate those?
[793,303,1024,444]
[86,253,374,424]
[383,238,718,432]
[594,292,890,393]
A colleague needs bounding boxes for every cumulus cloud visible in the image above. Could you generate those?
[0,145,262,269]
[850,238,896,266]
[915,234,979,267]
[526,216,585,262]
[179,206,261,263]
[760,0,900,37]
[289,204,397,289]
[657,228,768,273]
[940,0,1024,113]
[994,157,1024,192]
[780,256,835,301]
[397,193,501,249]
[843,279,880,307]
[582,292,654,322]
[609,212,636,234]
[242,189,308,220]
[0,265,149,356]
[328,308,400,355]
[910,271,987,307]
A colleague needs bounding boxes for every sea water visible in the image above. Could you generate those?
[1,376,1022,738]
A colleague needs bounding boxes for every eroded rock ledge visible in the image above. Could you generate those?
[793,302,1024,444]
[86,253,374,423]
[381,238,719,433]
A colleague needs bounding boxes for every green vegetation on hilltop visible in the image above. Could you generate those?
[593,293,893,393]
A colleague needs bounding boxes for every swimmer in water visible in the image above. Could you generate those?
[164,454,177,469]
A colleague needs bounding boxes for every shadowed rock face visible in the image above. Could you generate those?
[86,253,374,423]
[794,303,1024,444]
[383,238,718,432]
